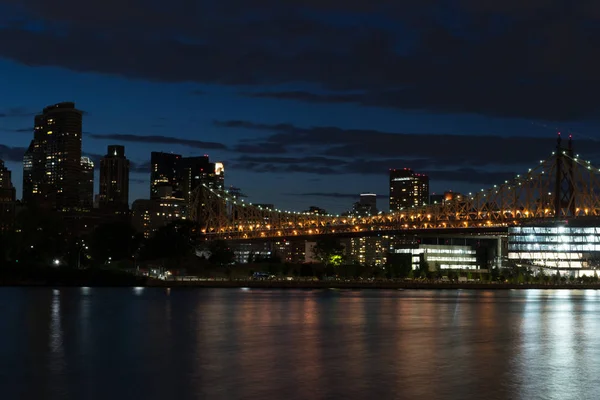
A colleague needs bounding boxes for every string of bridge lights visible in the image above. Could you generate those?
[201,137,600,218]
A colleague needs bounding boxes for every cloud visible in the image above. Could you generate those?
[231,154,516,185]
[0,107,34,119]
[0,144,26,162]
[218,120,593,167]
[88,133,227,150]
[0,126,32,133]
[12,127,32,133]
[242,88,596,121]
[290,192,389,199]
[2,1,600,119]
[130,161,150,174]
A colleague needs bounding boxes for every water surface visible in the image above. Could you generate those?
[0,288,597,400]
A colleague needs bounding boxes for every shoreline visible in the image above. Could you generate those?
[3,279,600,290]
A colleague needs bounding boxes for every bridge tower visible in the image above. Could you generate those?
[554,133,576,217]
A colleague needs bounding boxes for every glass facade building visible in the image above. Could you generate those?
[394,244,479,270]
[508,222,600,274]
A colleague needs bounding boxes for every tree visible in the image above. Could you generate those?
[89,221,139,265]
[386,253,412,279]
[140,220,197,265]
[12,205,67,266]
[312,238,345,266]
[207,240,235,266]
[418,255,430,277]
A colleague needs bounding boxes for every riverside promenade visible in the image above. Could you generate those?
[147,279,600,290]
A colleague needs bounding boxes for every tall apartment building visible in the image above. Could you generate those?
[150,152,224,203]
[99,145,130,210]
[22,102,84,211]
[79,156,94,211]
[150,152,181,199]
[389,168,429,212]
[131,197,188,238]
[0,159,16,232]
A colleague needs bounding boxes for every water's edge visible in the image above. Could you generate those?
[3,279,600,290]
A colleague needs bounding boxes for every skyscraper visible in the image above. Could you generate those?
[22,102,84,211]
[150,152,181,199]
[180,156,225,203]
[99,145,130,209]
[389,168,429,212]
[150,152,225,202]
[80,156,94,211]
[0,159,16,232]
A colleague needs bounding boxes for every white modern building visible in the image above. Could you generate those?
[508,222,600,275]
[393,244,480,271]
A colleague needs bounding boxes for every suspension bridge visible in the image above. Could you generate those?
[190,135,600,240]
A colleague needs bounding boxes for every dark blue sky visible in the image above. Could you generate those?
[2,0,600,213]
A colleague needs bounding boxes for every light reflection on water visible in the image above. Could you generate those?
[2,288,600,399]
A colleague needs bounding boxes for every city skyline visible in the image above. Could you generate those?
[3,2,600,212]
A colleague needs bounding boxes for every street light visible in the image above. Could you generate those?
[53,259,60,266]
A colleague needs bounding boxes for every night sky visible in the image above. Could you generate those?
[2,1,600,213]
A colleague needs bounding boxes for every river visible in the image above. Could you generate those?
[0,288,597,399]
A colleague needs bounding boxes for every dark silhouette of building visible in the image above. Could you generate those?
[99,145,130,209]
[389,168,429,212]
[132,196,187,238]
[360,193,377,213]
[181,156,214,204]
[151,152,224,203]
[79,156,94,211]
[0,159,16,232]
[22,102,84,211]
[150,152,181,199]
[305,206,328,215]
[348,193,378,216]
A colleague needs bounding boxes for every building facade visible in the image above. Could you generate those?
[99,145,130,209]
[151,152,224,203]
[508,221,600,276]
[180,156,225,203]
[150,152,181,199]
[345,236,388,266]
[393,244,479,271]
[389,168,429,212]
[22,102,84,211]
[0,159,16,232]
[79,156,94,211]
[132,196,188,238]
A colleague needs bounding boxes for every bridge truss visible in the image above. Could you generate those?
[190,137,600,240]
